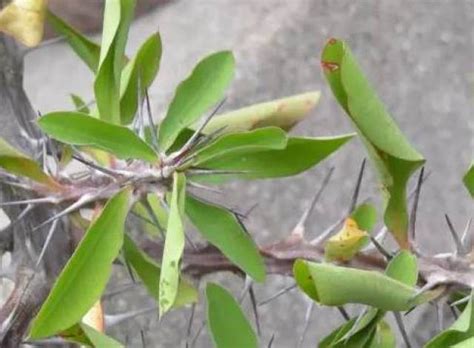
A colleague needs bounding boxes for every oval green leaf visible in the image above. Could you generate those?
[29,188,132,339]
[38,112,158,162]
[463,162,474,198]
[185,196,266,282]
[191,127,288,166]
[196,134,354,181]
[158,51,235,152]
[120,32,162,124]
[206,283,258,348]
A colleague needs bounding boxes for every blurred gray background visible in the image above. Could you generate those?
[18,0,474,346]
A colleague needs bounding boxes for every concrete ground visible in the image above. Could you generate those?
[20,0,473,346]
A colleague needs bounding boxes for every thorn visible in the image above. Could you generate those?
[103,282,141,300]
[449,294,470,307]
[0,197,56,207]
[187,181,223,194]
[239,276,253,303]
[297,301,314,348]
[124,257,137,283]
[105,306,156,327]
[409,167,424,245]
[348,159,366,214]
[461,218,472,250]
[144,89,159,151]
[369,235,392,260]
[436,302,444,331]
[267,334,275,348]
[190,321,205,348]
[187,168,250,177]
[258,284,297,307]
[449,305,459,320]
[35,219,60,268]
[186,304,196,348]
[72,154,121,178]
[361,226,387,253]
[392,312,412,348]
[142,198,165,239]
[444,214,467,255]
[140,329,147,348]
[172,98,226,161]
[0,204,34,233]
[337,306,350,321]
[292,167,334,238]
[248,285,261,336]
[32,192,97,232]
[310,215,345,245]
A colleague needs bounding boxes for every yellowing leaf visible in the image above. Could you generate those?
[325,218,369,261]
[0,0,47,47]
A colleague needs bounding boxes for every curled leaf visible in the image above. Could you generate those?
[322,38,424,248]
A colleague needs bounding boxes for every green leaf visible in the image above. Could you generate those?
[370,321,396,348]
[159,173,186,315]
[196,134,354,181]
[463,162,474,198]
[123,234,198,308]
[190,127,288,167]
[186,196,266,282]
[47,11,101,72]
[322,38,424,248]
[80,323,123,347]
[38,112,158,162]
[0,137,56,187]
[385,250,418,287]
[70,94,91,114]
[350,203,377,232]
[201,91,321,134]
[94,0,135,123]
[425,292,474,347]
[120,32,162,124]
[293,260,417,311]
[29,188,132,339]
[158,51,235,151]
[206,283,258,348]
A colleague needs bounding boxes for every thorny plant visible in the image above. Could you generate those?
[0,1,473,347]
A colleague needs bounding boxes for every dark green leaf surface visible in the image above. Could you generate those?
[159,173,186,315]
[38,112,157,162]
[186,196,266,282]
[94,0,135,123]
[202,91,321,134]
[463,162,474,198]
[123,235,198,308]
[47,11,101,72]
[293,260,417,311]
[191,127,288,166]
[158,51,235,151]
[120,33,162,124]
[196,134,354,181]
[425,292,474,347]
[0,137,56,187]
[322,38,424,248]
[29,188,132,339]
[206,283,258,348]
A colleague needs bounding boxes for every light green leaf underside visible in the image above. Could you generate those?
[201,91,321,135]
[159,172,186,315]
[206,283,258,348]
[38,112,158,162]
[29,188,132,339]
